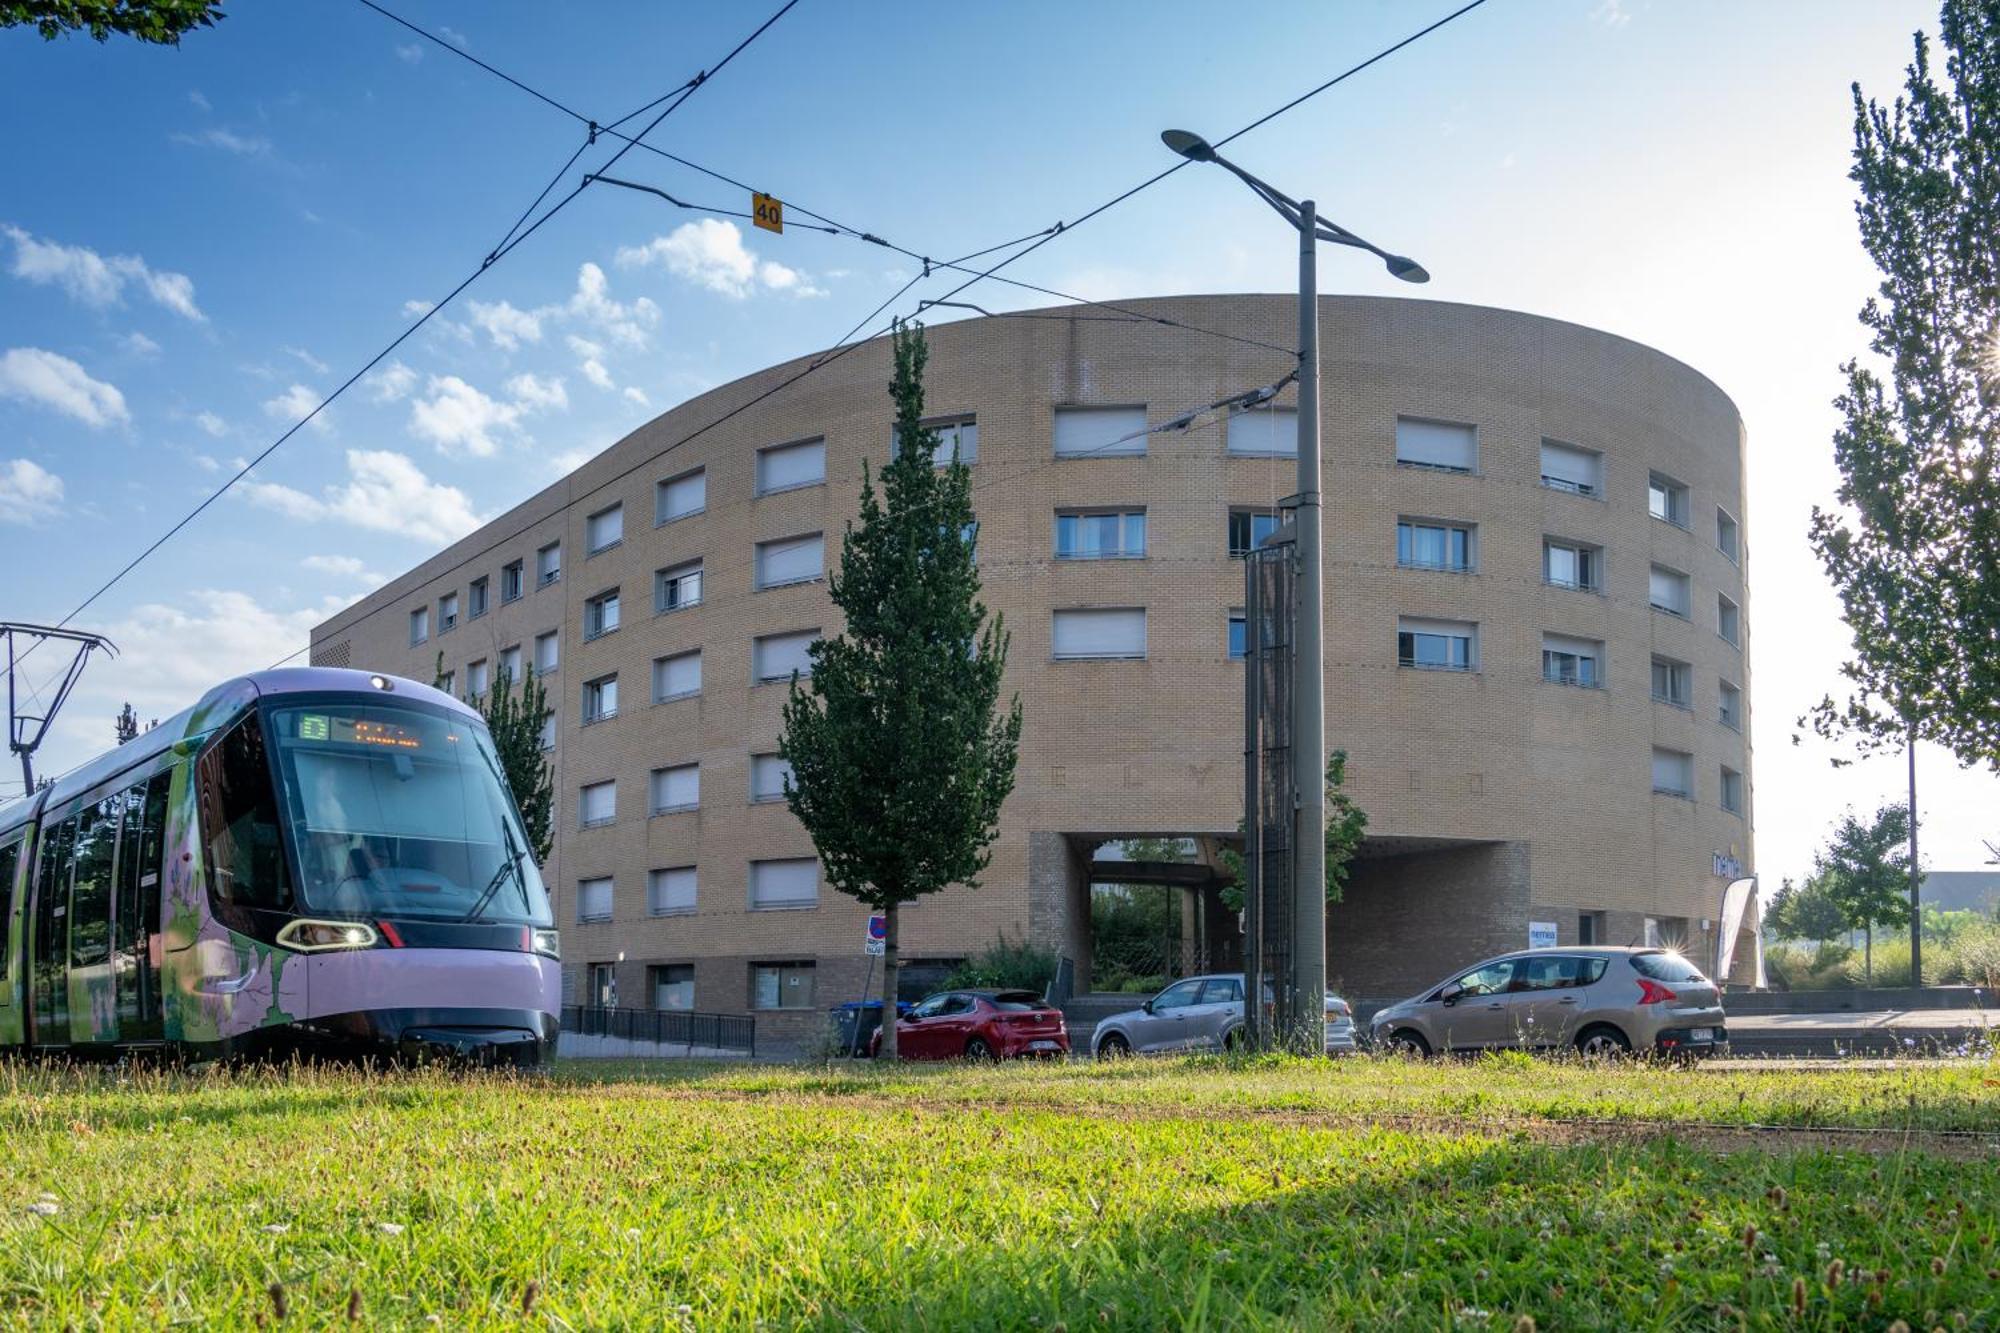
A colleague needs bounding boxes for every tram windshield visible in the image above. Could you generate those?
[263,701,552,925]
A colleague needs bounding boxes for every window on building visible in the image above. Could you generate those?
[656,559,703,613]
[1649,564,1692,618]
[1053,405,1147,458]
[1721,766,1744,815]
[438,592,459,633]
[752,961,815,1010]
[648,868,697,918]
[1541,633,1603,687]
[1543,538,1602,591]
[577,878,613,924]
[756,533,825,589]
[534,630,559,675]
[587,960,617,1005]
[1228,611,1247,660]
[1395,417,1477,473]
[753,629,818,683]
[1651,747,1693,798]
[579,780,616,829]
[582,673,618,724]
[1717,507,1740,562]
[409,607,429,646]
[1398,617,1477,671]
[501,560,524,603]
[1397,519,1475,572]
[1228,508,1283,557]
[756,437,826,494]
[749,858,819,910]
[1719,679,1743,731]
[1650,655,1693,708]
[467,659,490,699]
[1055,509,1146,560]
[537,541,562,587]
[1226,405,1297,456]
[654,649,701,703]
[537,710,555,752]
[750,753,793,804]
[1648,471,1690,527]
[652,962,695,1009]
[586,503,623,554]
[1717,593,1741,646]
[897,416,978,466]
[437,669,455,696]
[1540,440,1602,496]
[1052,608,1147,660]
[584,588,621,640]
[657,468,706,524]
[498,645,522,686]
[651,763,699,815]
[468,576,489,620]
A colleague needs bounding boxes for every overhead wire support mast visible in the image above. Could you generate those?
[2,624,117,794]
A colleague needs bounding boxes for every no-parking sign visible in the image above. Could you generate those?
[865,914,886,956]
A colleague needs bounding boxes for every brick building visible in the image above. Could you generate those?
[309,294,1756,1038]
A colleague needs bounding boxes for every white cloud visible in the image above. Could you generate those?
[89,589,351,724]
[263,383,332,435]
[0,347,129,427]
[188,89,211,111]
[3,225,206,321]
[120,331,161,357]
[401,299,434,319]
[195,410,228,437]
[408,375,521,458]
[171,127,273,157]
[468,299,542,350]
[623,386,651,407]
[366,360,418,403]
[239,449,481,546]
[193,453,221,472]
[567,334,615,390]
[505,372,567,412]
[439,25,468,46]
[284,345,330,375]
[1590,0,1633,26]
[563,261,660,344]
[395,42,423,63]
[0,458,63,524]
[303,553,386,588]
[616,219,822,299]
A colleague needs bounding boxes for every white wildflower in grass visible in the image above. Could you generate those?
[625,1227,643,1241]
[27,1201,59,1217]
[377,1222,406,1235]
[261,1223,290,1235]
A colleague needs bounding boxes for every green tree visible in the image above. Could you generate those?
[4,0,223,43]
[779,322,1022,1059]
[1812,804,1919,983]
[1763,875,1849,944]
[1217,750,1369,913]
[114,702,138,746]
[1806,2,2000,773]
[480,663,554,864]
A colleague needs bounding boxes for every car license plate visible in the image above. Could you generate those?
[1028,1039,1061,1051]
[1690,1027,1714,1042]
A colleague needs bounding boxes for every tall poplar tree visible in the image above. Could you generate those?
[481,665,555,864]
[779,322,1022,1059]
[1808,2,2000,771]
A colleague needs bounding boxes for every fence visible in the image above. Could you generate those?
[560,1006,756,1057]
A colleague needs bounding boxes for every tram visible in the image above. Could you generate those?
[0,669,560,1063]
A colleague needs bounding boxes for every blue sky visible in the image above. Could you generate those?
[2,0,1994,881]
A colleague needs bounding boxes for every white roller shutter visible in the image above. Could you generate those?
[1651,748,1692,796]
[576,877,613,922]
[753,630,818,682]
[1539,441,1601,494]
[756,438,826,493]
[654,650,701,701]
[587,504,623,551]
[1649,565,1691,616]
[756,534,824,588]
[657,469,706,522]
[651,764,699,813]
[751,754,793,802]
[579,781,616,827]
[1053,406,1147,458]
[749,858,818,909]
[1227,407,1298,456]
[648,867,696,916]
[1052,608,1147,659]
[1395,417,1477,471]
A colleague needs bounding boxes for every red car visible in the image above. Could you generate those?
[870,989,1070,1060]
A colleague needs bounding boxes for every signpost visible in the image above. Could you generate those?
[865,914,886,956]
[752,192,784,234]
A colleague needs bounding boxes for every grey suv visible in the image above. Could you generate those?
[1091,973,1358,1056]
[1368,947,1727,1057]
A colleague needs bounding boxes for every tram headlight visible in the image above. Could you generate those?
[529,928,561,960]
[276,918,381,953]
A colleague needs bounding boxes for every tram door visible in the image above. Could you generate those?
[0,840,20,1024]
[113,773,168,1040]
[66,799,117,1042]
[29,815,74,1043]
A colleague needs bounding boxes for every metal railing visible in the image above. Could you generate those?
[562,1006,756,1056]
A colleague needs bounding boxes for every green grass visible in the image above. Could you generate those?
[3,1056,1998,1329]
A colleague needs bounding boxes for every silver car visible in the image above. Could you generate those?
[1091,973,1358,1057]
[1369,947,1728,1058]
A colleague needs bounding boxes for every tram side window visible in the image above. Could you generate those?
[0,841,18,967]
[198,718,294,911]
[68,799,117,968]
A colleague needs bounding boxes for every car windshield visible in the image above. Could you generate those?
[990,992,1045,1011]
[265,700,552,925]
[1631,951,1708,983]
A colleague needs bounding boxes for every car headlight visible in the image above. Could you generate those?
[530,928,561,960]
[275,919,379,953]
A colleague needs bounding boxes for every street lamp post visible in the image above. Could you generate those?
[1162,130,1427,1050]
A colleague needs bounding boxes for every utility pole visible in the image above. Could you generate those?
[1291,198,1327,1049]
[1907,724,1921,985]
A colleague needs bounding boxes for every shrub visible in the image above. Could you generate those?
[942,934,1058,993]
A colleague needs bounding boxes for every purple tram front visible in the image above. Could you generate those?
[0,669,561,1063]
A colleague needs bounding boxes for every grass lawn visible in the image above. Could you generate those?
[3,1055,1997,1329]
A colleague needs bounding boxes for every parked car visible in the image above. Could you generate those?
[869,989,1070,1060]
[1091,973,1358,1057]
[1368,947,1728,1058]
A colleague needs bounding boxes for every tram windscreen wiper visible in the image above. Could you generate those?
[459,816,527,924]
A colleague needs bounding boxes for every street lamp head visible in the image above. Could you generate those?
[1386,255,1430,284]
[1161,129,1217,163]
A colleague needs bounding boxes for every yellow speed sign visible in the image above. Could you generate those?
[752,192,783,234]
